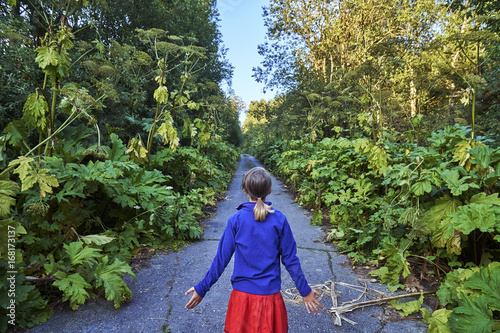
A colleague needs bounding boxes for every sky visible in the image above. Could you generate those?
[216,0,271,123]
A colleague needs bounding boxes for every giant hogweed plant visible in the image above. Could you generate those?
[252,125,499,331]
[0,2,239,330]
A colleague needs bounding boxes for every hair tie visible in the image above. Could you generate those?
[257,197,262,201]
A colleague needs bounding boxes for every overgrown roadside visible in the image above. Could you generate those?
[32,155,429,332]
[246,129,500,332]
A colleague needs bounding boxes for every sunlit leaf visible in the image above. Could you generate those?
[35,46,58,69]
[453,141,484,171]
[0,180,19,218]
[63,241,102,266]
[80,234,115,246]
[389,294,424,316]
[157,112,179,151]
[22,92,48,132]
[469,145,500,170]
[421,308,452,333]
[9,156,34,181]
[125,135,148,164]
[21,168,59,198]
[153,86,169,104]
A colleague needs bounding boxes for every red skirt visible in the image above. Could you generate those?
[224,289,288,333]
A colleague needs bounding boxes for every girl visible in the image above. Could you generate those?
[185,167,323,332]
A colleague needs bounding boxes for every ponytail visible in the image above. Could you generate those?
[253,197,274,222]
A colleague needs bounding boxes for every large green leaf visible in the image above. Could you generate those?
[35,46,59,69]
[468,145,500,170]
[449,295,494,333]
[80,234,115,246]
[22,92,48,132]
[421,308,452,333]
[389,294,424,316]
[0,180,19,218]
[64,241,102,265]
[94,256,136,308]
[450,203,498,234]
[422,195,462,230]
[411,179,432,196]
[437,268,480,307]
[421,195,461,252]
[440,169,479,196]
[470,193,500,206]
[53,272,92,310]
[464,266,500,310]
[484,167,500,187]
[108,133,128,162]
[2,120,29,149]
[9,156,34,181]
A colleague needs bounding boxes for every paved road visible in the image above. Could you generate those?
[31,155,428,332]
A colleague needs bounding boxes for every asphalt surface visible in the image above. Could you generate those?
[31,155,428,333]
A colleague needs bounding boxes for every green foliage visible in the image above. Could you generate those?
[421,308,452,333]
[0,261,54,332]
[441,168,480,196]
[126,135,148,164]
[0,180,19,218]
[249,124,499,331]
[389,294,424,316]
[244,0,499,330]
[449,203,500,235]
[370,239,411,291]
[437,263,500,332]
[0,134,237,329]
[437,262,500,308]
[450,295,495,333]
[22,92,48,133]
[255,0,500,143]
[44,240,135,310]
[0,0,240,329]
[94,256,135,308]
[52,272,92,310]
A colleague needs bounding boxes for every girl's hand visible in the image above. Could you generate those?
[302,289,324,315]
[185,287,203,310]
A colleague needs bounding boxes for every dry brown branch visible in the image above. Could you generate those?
[282,281,437,326]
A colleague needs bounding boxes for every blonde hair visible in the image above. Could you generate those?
[241,167,274,221]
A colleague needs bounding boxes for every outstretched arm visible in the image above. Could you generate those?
[302,289,324,315]
[185,287,203,309]
[187,218,236,305]
[279,219,323,314]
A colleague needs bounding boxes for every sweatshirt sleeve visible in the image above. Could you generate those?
[279,218,312,297]
[194,218,236,298]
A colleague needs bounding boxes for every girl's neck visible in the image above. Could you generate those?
[248,196,265,203]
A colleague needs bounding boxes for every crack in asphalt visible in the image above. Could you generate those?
[161,253,180,332]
